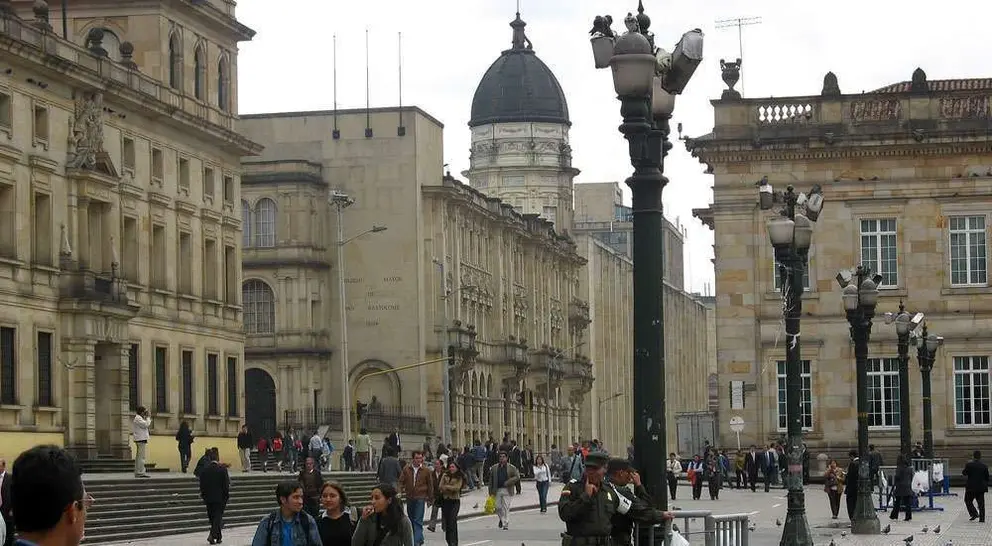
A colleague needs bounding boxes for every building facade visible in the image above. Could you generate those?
[691,68,992,461]
[0,3,258,467]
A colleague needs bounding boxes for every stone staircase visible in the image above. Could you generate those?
[81,471,380,544]
[77,455,168,474]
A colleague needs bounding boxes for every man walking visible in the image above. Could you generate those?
[488,451,520,530]
[963,450,990,522]
[399,450,434,546]
[744,445,759,492]
[10,445,91,546]
[132,406,151,478]
[198,448,231,544]
[356,428,372,471]
[236,425,252,472]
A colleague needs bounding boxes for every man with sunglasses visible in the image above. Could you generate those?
[605,458,673,546]
[10,445,92,546]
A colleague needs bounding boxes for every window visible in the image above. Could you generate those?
[181,350,194,414]
[32,192,52,266]
[0,91,11,130]
[241,200,253,248]
[203,167,215,202]
[949,216,987,286]
[242,280,275,334]
[255,198,276,247]
[178,231,192,294]
[226,356,238,416]
[860,218,898,288]
[33,104,48,144]
[217,56,230,112]
[128,343,139,411]
[151,148,164,184]
[122,217,138,282]
[154,346,168,412]
[776,360,812,431]
[0,326,14,404]
[502,175,524,186]
[151,225,166,289]
[954,356,990,427]
[168,32,183,90]
[772,257,811,291]
[542,206,557,226]
[178,157,190,194]
[207,353,218,415]
[867,358,900,428]
[121,137,135,173]
[193,45,206,100]
[614,204,633,222]
[94,28,122,62]
[0,183,12,258]
[203,238,218,300]
[223,175,234,203]
[224,245,236,303]
[36,331,52,407]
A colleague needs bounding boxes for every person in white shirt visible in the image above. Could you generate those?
[666,452,683,500]
[132,406,152,478]
[533,455,552,513]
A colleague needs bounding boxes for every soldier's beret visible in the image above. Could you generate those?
[606,457,633,474]
[585,451,610,468]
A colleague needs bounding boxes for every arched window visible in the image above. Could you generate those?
[242,200,253,248]
[193,44,206,100]
[217,56,230,112]
[255,198,276,247]
[242,279,275,334]
[92,28,122,61]
[168,32,183,90]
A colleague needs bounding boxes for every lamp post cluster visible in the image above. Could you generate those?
[914,324,943,459]
[758,179,823,546]
[587,1,703,530]
[446,319,478,445]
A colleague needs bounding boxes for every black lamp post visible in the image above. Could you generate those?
[884,302,915,457]
[838,265,883,535]
[913,325,942,459]
[759,180,823,546]
[587,2,703,524]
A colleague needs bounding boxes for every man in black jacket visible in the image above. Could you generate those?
[743,445,759,492]
[844,450,859,521]
[0,458,12,546]
[963,450,990,522]
[198,448,231,545]
[606,458,672,546]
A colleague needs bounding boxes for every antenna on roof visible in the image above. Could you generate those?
[714,16,762,95]
[332,34,340,140]
[365,28,373,138]
[397,31,406,137]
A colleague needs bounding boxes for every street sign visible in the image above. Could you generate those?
[729,415,745,433]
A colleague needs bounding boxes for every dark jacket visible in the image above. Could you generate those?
[0,471,11,520]
[609,483,669,544]
[199,462,231,505]
[845,460,859,496]
[743,452,759,474]
[237,431,253,449]
[892,464,914,497]
[175,427,195,449]
[193,453,211,478]
[963,459,991,493]
[558,478,620,537]
[377,456,403,488]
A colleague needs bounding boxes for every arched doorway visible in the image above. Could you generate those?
[245,368,277,440]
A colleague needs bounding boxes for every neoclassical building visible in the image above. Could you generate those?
[0,2,258,468]
[691,67,992,462]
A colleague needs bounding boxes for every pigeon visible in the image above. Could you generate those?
[588,15,615,37]
[933,524,941,533]
[776,518,782,527]
[829,540,836,546]
[748,523,756,532]
[882,524,891,534]
[841,531,847,537]
[922,525,929,533]
[904,536,913,544]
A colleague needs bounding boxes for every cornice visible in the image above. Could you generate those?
[692,140,992,165]
[242,257,330,270]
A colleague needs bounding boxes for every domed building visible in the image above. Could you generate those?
[464,12,578,232]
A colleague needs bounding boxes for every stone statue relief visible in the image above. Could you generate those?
[67,91,105,170]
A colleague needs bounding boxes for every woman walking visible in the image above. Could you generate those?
[533,455,552,513]
[317,482,354,544]
[175,420,194,473]
[823,459,844,519]
[890,454,914,521]
[352,484,414,546]
[437,460,465,546]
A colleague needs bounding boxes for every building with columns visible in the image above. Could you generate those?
[0,1,258,468]
[691,67,992,464]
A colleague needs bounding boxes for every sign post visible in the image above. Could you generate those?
[730,415,745,450]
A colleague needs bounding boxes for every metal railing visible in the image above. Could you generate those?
[634,510,750,546]
[282,405,432,436]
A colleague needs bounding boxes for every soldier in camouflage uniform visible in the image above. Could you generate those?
[605,458,673,546]
[558,452,621,546]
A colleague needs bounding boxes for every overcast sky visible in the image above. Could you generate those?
[235,0,985,295]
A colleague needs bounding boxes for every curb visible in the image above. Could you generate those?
[456,500,559,521]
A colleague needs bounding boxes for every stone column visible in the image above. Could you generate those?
[63,338,96,460]
[107,344,132,458]
[76,197,90,269]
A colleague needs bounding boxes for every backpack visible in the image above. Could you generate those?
[264,511,313,546]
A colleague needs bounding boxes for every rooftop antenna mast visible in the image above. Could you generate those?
[364,28,373,138]
[714,16,762,95]
[397,31,406,136]
[332,34,340,139]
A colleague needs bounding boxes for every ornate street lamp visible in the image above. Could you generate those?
[587,3,703,527]
[838,265,883,535]
[758,179,823,546]
[913,325,943,459]
[884,302,924,457]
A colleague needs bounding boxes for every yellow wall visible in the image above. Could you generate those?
[0,432,65,463]
[131,435,239,471]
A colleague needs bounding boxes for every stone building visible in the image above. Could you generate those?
[0,2,258,468]
[691,67,992,460]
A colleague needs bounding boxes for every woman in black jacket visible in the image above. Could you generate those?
[889,454,914,521]
[317,481,354,545]
[175,421,195,473]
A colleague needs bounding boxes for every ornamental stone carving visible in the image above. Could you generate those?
[939,96,989,119]
[850,99,901,122]
[67,91,105,170]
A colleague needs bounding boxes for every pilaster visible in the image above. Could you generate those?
[63,338,96,459]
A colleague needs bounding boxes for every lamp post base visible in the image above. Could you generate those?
[851,488,881,535]
[781,514,813,546]
[851,518,881,535]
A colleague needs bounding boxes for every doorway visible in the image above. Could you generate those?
[245,367,277,440]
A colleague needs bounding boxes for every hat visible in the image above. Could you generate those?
[606,458,633,474]
[584,451,609,468]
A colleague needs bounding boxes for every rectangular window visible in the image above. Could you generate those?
[151,148,164,184]
[203,238,218,300]
[776,360,812,431]
[32,104,48,144]
[122,217,138,282]
[954,356,991,427]
[181,350,194,414]
[0,326,14,404]
[122,137,135,173]
[32,192,52,266]
[151,225,166,289]
[128,343,139,411]
[0,91,11,129]
[772,257,811,291]
[226,356,238,416]
[154,346,167,412]
[224,245,236,303]
[178,157,190,194]
[502,175,524,186]
[37,331,52,407]
[0,183,13,258]
[223,175,234,203]
[859,218,898,288]
[207,353,218,415]
[949,215,988,286]
[178,231,192,294]
[867,358,900,428]
[203,166,215,202]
